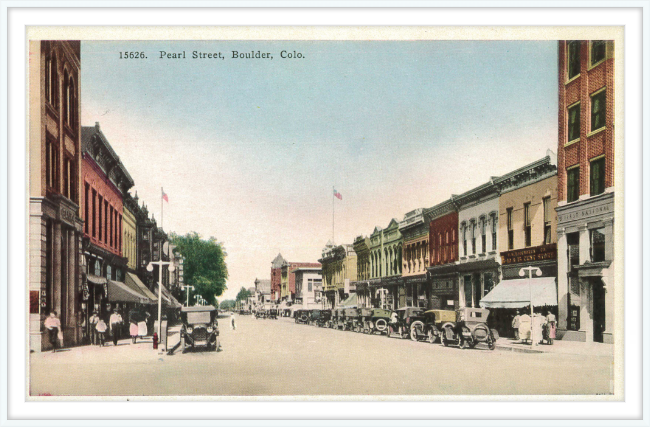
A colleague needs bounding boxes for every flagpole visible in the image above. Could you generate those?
[332,186,335,242]
[161,187,164,230]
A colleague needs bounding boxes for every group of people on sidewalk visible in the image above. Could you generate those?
[44,308,152,352]
[511,309,557,345]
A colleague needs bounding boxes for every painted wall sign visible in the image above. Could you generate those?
[500,244,557,265]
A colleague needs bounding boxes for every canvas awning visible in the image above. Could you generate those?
[87,274,107,285]
[337,293,358,308]
[125,272,157,303]
[154,283,182,309]
[107,280,151,304]
[479,277,557,309]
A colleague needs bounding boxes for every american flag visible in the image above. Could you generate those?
[333,188,342,200]
[162,188,169,202]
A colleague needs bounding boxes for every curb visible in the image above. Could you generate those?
[496,345,544,354]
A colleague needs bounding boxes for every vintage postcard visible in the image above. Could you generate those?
[24,25,624,404]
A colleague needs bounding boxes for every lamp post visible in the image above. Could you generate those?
[519,266,542,347]
[182,284,195,307]
[147,259,175,350]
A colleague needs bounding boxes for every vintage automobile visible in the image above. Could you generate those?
[329,308,342,329]
[364,308,393,335]
[387,306,424,339]
[440,307,499,350]
[309,309,323,325]
[267,307,279,320]
[282,308,292,318]
[179,305,219,353]
[315,309,332,327]
[412,309,457,343]
[295,309,310,324]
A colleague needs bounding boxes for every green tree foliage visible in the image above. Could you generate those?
[220,299,236,311]
[236,286,252,302]
[170,232,228,306]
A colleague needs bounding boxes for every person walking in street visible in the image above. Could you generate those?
[230,312,236,330]
[88,311,99,345]
[96,317,107,346]
[44,311,62,353]
[109,309,123,346]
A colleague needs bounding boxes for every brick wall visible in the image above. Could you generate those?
[557,40,615,202]
[429,211,458,266]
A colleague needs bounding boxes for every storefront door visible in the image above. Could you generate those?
[593,279,606,343]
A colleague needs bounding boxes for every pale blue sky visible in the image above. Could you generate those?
[80,40,558,300]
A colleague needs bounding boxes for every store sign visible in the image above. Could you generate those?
[500,244,557,265]
[59,205,76,226]
[405,274,427,285]
[431,279,455,294]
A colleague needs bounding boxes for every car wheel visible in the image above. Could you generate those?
[427,330,435,344]
[441,329,450,346]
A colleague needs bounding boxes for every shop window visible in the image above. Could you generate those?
[507,208,514,250]
[94,259,101,277]
[483,273,494,297]
[567,103,580,143]
[115,268,122,282]
[591,90,606,132]
[543,197,552,244]
[567,167,580,203]
[590,157,606,196]
[106,265,112,280]
[567,41,581,80]
[567,232,580,270]
[590,228,606,262]
[590,40,606,65]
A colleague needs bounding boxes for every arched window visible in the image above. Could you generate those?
[50,54,58,108]
[63,69,69,124]
[68,76,76,127]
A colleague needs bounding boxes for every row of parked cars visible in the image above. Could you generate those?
[293,306,500,350]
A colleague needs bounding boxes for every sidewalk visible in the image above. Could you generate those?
[496,336,614,357]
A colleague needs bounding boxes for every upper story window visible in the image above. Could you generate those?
[462,225,467,257]
[480,218,486,254]
[567,232,580,271]
[524,203,532,247]
[45,135,59,192]
[591,89,606,132]
[491,214,497,251]
[567,103,581,143]
[567,166,580,203]
[590,40,606,65]
[567,41,581,80]
[590,157,606,196]
[543,197,552,245]
[471,221,476,255]
[46,54,59,108]
[506,208,514,250]
[84,183,90,235]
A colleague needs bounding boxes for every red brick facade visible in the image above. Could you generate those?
[271,267,282,300]
[287,262,321,295]
[82,154,123,257]
[429,212,458,266]
[557,40,615,202]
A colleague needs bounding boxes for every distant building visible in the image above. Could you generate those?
[399,208,431,309]
[280,260,322,303]
[426,200,458,310]
[352,235,371,308]
[556,40,615,343]
[319,241,357,308]
[270,253,286,303]
[368,220,402,310]
[254,278,271,304]
[293,267,323,308]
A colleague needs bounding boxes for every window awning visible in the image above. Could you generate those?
[87,274,107,285]
[107,280,152,304]
[479,277,557,309]
[337,293,358,308]
[125,272,157,303]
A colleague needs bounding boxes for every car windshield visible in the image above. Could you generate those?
[187,311,211,324]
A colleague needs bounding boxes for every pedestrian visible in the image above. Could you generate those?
[95,317,107,346]
[88,311,99,345]
[109,309,123,346]
[512,312,521,340]
[44,311,62,353]
[230,312,236,330]
[130,319,139,344]
[138,314,149,339]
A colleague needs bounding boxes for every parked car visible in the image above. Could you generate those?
[295,309,310,324]
[268,307,279,320]
[309,309,323,325]
[316,309,332,327]
[387,306,424,339]
[415,309,457,343]
[440,307,498,350]
[365,308,393,335]
[179,305,219,353]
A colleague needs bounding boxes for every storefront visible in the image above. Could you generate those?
[427,264,458,310]
[404,274,428,308]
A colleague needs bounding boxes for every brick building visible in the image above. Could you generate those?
[399,208,431,309]
[28,40,83,352]
[270,253,286,302]
[426,200,458,310]
[556,40,615,343]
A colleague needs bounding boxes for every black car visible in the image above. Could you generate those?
[179,305,219,353]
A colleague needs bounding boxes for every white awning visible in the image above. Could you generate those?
[479,277,557,309]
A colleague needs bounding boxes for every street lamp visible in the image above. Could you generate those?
[182,284,195,307]
[519,266,542,347]
[147,259,175,351]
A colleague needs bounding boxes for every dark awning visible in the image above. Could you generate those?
[87,274,107,285]
[125,272,157,303]
[107,280,152,304]
[479,277,557,309]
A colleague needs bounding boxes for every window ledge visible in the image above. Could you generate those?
[478,253,486,258]
[488,251,497,255]
[468,255,477,259]
[565,74,581,85]
[588,59,606,71]
[587,127,606,138]
[564,138,580,148]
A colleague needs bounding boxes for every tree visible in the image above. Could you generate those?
[170,232,228,306]
[236,287,252,302]
[220,299,236,311]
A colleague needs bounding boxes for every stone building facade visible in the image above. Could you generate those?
[556,40,615,344]
[319,242,357,308]
[29,40,84,352]
[352,235,371,308]
[368,220,403,310]
[399,208,431,308]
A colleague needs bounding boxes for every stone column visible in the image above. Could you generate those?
[578,225,590,264]
[602,219,615,344]
[67,228,77,345]
[556,228,569,331]
[53,222,62,318]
